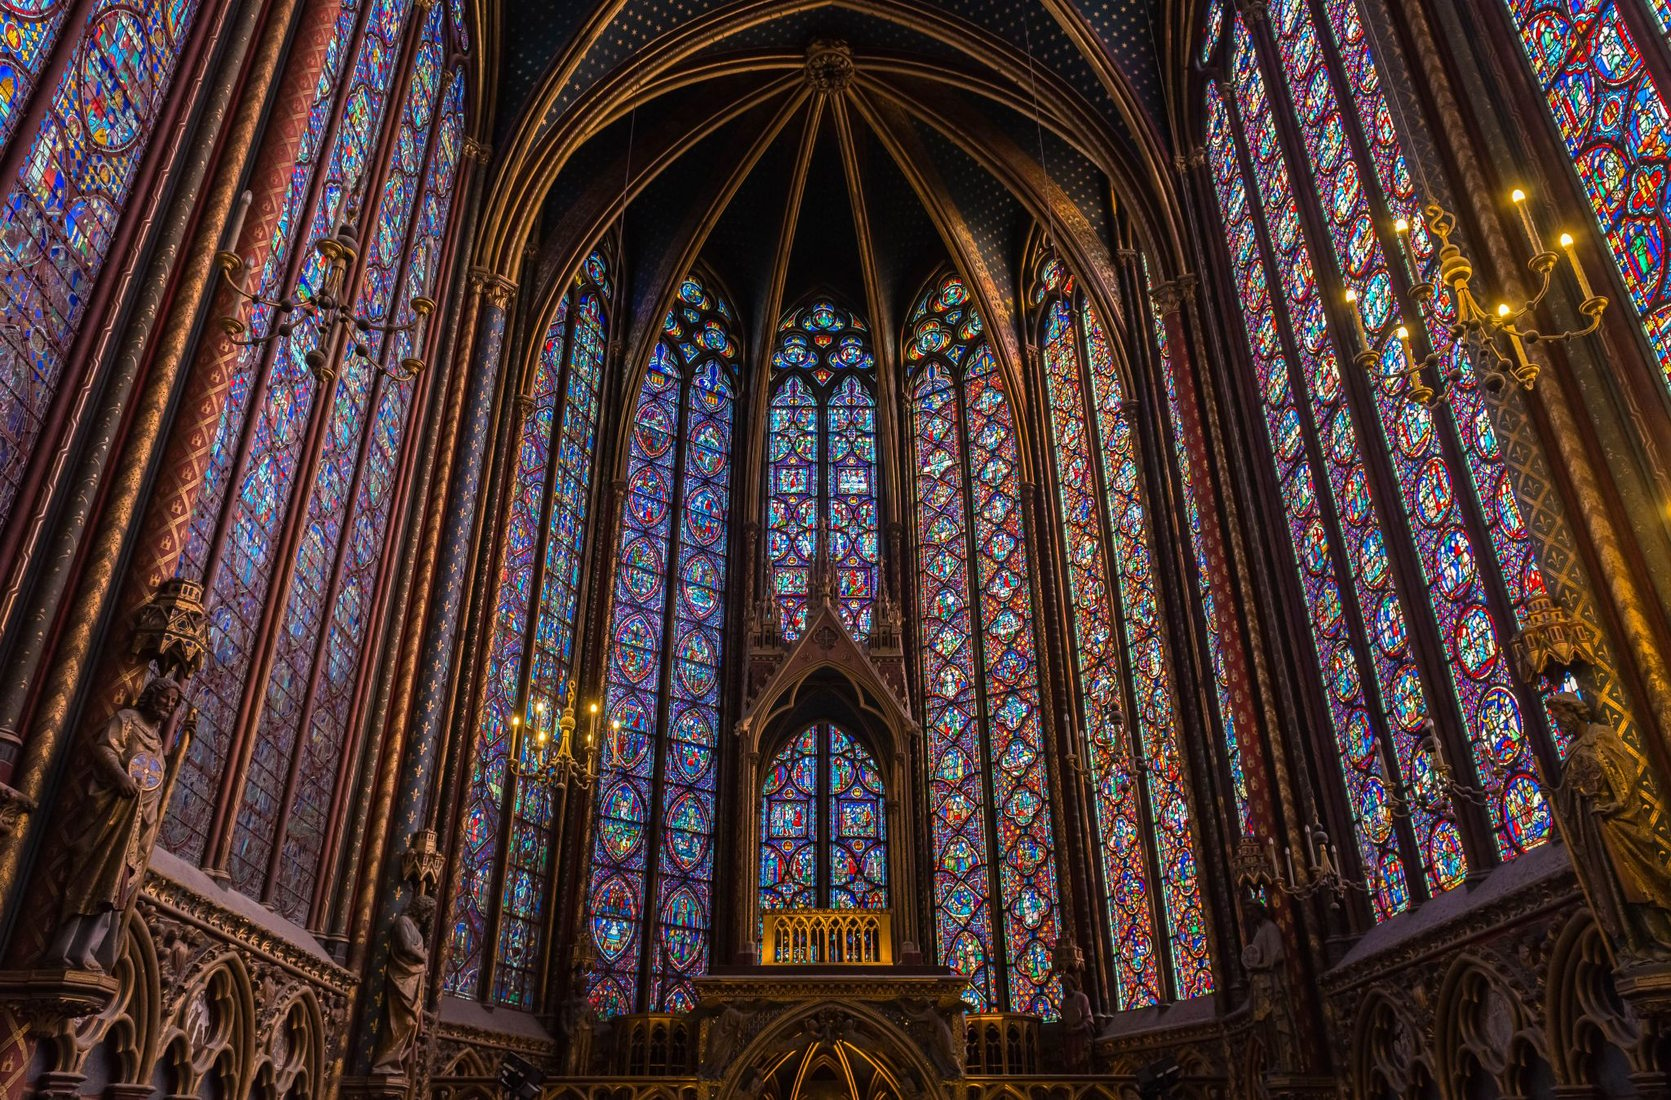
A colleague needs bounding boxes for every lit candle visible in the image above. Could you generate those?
[1559,232,1596,300]
[221,189,252,254]
[1510,189,1543,254]
[1392,217,1416,282]
[1345,288,1369,352]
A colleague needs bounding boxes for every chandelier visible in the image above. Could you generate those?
[510,682,598,792]
[213,189,435,383]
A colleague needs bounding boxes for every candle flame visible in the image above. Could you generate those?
[1497,303,1511,318]
[1344,288,1357,303]
[1511,188,1527,204]
[1559,232,1574,248]
[1395,326,1410,342]
[1393,217,1409,233]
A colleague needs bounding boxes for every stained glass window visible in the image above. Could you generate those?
[1202,1,1567,919]
[444,252,610,1004]
[157,1,467,927]
[1261,0,1550,859]
[907,273,1062,1018]
[587,275,738,1018]
[1142,258,1252,836]
[0,0,205,528]
[164,0,421,867]
[1506,0,1671,395]
[1204,85,1414,918]
[1032,262,1212,1004]
[758,723,889,913]
[766,300,879,643]
[230,0,450,914]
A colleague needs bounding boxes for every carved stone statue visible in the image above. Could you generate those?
[1060,973,1096,1072]
[1548,693,1671,961]
[903,998,962,1079]
[1240,900,1297,1073]
[48,677,187,972]
[702,1001,749,1079]
[369,892,436,1076]
[557,961,594,1074]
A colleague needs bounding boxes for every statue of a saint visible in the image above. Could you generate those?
[48,677,187,971]
[1060,973,1096,1072]
[1549,693,1671,960]
[903,999,961,1079]
[702,1002,749,1079]
[1240,900,1297,1073]
[557,961,594,1074]
[369,892,436,1076]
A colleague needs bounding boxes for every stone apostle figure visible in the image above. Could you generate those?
[49,677,187,972]
[370,892,436,1076]
[1241,899,1297,1073]
[1549,693,1671,960]
[1060,973,1096,1072]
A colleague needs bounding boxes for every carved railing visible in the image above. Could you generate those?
[762,908,893,965]
[614,1013,695,1076]
[964,1013,1041,1075]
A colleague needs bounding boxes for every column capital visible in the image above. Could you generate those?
[1149,274,1199,317]
[467,268,517,308]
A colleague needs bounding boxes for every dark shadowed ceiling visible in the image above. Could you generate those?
[486,2,1193,378]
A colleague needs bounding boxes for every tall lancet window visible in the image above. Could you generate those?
[1201,6,1564,921]
[586,275,739,1018]
[758,724,889,913]
[908,274,1062,1017]
[1030,258,1213,1005]
[160,0,468,922]
[443,251,611,1007]
[766,300,880,643]
[1505,0,1671,394]
[0,0,209,528]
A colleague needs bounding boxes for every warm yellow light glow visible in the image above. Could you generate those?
[1498,303,1512,318]
[1396,325,1411,342]
[589,702,598,714]
[1345,288,1358,303]
[1559,232,1575,248]
[1511,188,1527,204]
[1393,217,1409,233]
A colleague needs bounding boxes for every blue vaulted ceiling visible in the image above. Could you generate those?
[493,1,1175,147]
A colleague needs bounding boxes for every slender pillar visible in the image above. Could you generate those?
[0,0,296,947]
[348,268,516,1073]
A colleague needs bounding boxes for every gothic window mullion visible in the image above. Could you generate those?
[1213,75,1435,910]
[1245,3,1502,878]
[1301,0,1567,798]
[1033,277,1165,1008]
[953,367,1012,1014]
[479,293,581,1002]
[636,365,695,1012]
[263,22,457,915]
[190,0,392,592]
[205,0,433,889]
[1254,1,1554,867]
[1068,293,1184,1002]
[1137,270,1251,841]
